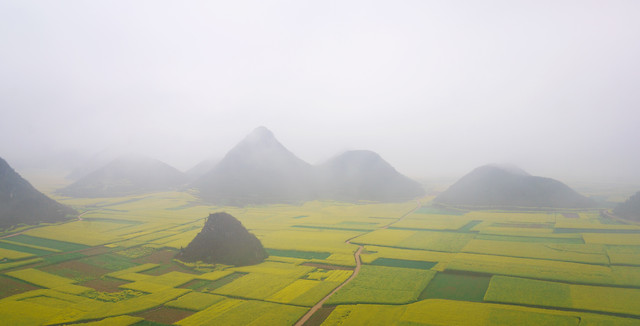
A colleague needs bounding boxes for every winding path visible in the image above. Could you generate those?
[294,200,422,326]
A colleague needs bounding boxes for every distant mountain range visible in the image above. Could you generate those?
[190,127,425,205]
[434,164,595,208]
[0,157,76,229]
[58,154,188,198]
[614,191,640,221]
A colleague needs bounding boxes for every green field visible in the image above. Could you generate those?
[0,191,639,325]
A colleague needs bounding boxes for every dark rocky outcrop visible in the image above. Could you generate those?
[435,164,595,208]
[0,157,76,229]
[317,150,425,202]
[58,154,188,197]
[176,212,267,266]
[191,127,316,206]
[614,191,640,221]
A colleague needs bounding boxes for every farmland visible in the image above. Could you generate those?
[0,191,639,325]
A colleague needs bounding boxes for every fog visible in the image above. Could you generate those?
[1,1,639,184]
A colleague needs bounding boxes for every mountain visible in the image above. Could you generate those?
[58,154,188,197]
[176,212,267,266]
[435,164,595,208]
[185,158,219,181]
[613,191,640,221]
[192,127,315,205]
[0,157,76,229]
[317,150,425,202]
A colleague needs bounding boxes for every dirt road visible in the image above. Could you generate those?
[294,200,422,325]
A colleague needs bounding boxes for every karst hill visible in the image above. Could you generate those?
[191,127,316,205]
[176,212,267,266]
[0,157,76,229]
[317,150,425,202]
[614,191,640,221]
[58,154,188,198]
[435,164,595,208]
[191,127,425,206]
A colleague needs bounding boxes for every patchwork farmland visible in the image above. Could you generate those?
[0,192,639,325]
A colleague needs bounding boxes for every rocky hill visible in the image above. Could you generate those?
[58,154,188,197]
[614,191,640,221]
[435,164,595,208]
[317,150,425,202]
[176,212,267,266]
[191,127,316,205]
[0,157,76,229]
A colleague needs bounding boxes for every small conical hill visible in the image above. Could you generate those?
[435,164,595,208]
[614,191,640,221]
[317,150,425,202]
[58,154,188,197]
[176,212,267,266]
[192,127,315,205]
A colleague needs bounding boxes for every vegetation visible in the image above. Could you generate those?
[0,190,639,325]
[0,157,76,228]
[176,212,267,266]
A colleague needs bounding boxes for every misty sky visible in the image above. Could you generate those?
[1,1,639,183]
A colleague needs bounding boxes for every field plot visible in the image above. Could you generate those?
[389,214,471,231]
[419,272,492,302]
[445,253,640,286]
[267,278,341,306]
[327,265,435,304]
[461,239,609,265]
[175,298,308,326]
[485,275,640,316]
[360,245,454,266]
[322,299,582,326]
[606,245,640,265]
[166,292,226,311]
[352,229,475,252]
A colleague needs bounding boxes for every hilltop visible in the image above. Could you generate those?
[0,157,76,229]
[176,212,267,266]
[192,127,316,205]
[191,127,425,206]
[58,154,188,197]
[613,191,640,221]
[317,150,425,202]
[435,164,595,208]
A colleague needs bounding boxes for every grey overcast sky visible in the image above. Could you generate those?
[1,1,639,183]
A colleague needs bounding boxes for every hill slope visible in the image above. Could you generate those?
[435,164,595,208]
[317,150,425,202]
[176,212,267,266]
[192,127,315,205]
[0,157,76,229]
[613,191,640,221]
[58,154,188,197]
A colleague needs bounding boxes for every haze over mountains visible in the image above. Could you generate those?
[0,157,76,229]
[316,150,425,202]
[58,154,188,198]
[435,164,595,209]
[191,127,425,205]
[192,127,316,205]
[614,191,640,221]
[51,127,425,205]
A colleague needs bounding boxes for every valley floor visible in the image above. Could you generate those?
[0,192,640,325]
